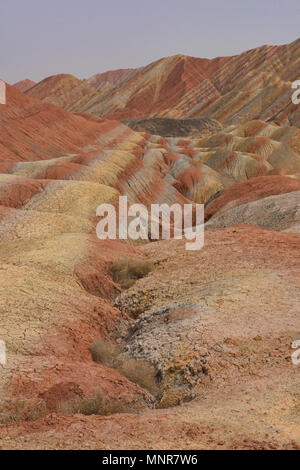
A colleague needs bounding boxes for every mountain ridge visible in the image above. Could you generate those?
[2,37,300,449]
[18,38,299,126]
[13,78,36,93]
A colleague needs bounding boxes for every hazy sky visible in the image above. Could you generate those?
[1,0,299,84]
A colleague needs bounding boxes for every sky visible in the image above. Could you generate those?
[1,0,299,84]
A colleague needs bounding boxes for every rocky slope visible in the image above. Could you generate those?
[13,79,36,93]
[89,38,299,124]
[88,68,140,91]
[0,56,300,450]
[1,227,299,449]
[23,74,103,112]
[23,38,300,127]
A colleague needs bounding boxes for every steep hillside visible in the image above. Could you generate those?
[0,84,126,161]
[25,74,103,112]
[13,79,36,93]
[25,69,140,113]
[1,38,300,449]
[84,39,299,124]
[24,38,300,127]
[81,54,231,119]
[88,68,140,91]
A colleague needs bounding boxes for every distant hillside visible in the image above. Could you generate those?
[23,38,300,127]
[13,79,36,93]
[88,68,140,90]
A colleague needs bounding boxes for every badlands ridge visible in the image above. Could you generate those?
[0,39,299,449]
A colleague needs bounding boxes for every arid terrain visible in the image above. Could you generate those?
[0,38,299,449]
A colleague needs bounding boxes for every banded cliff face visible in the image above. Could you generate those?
[23,38,300,126]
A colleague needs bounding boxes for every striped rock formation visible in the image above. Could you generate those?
[23,38,300,127]
[24,74,103,112]
[13,79,36,93]
[0,84,232,419]
[0,84,160,416]
[87,68,140,91]
[1,38,300,449]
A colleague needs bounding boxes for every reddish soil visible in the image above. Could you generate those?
[205,175,300,220]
